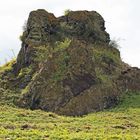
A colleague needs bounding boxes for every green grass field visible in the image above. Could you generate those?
[0,91,140,140]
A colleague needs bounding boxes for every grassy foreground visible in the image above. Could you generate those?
[0,92,140,140]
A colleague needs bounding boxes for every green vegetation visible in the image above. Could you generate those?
[51,51,70,83]
[18,66,32,79]
[93,44,121,87]
[50,38,71,83]
[109,39,120,49]
[0,59,17,90]
[93,44,121,66]
[54,38,71,52]
[64,9,71,16]
[0,91,139,139]
[33,45,50,63]
[0,59,20,107]
[0,59,16,74]
[34,38,71,63]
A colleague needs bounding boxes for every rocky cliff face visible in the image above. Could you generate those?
[2,9,140,116]
[15,10,110,72]
[15,10,57,72]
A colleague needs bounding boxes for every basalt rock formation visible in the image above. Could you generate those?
[1,9,140,116]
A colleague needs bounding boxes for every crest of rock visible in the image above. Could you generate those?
[5,9,139,116]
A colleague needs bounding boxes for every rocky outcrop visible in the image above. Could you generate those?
[58,10,110,43]
[118,67,140,91]
[15,9,57,73]
[8,9,140,116]
[15,10,110,73]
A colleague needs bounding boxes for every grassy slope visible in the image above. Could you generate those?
[0,92,140,140]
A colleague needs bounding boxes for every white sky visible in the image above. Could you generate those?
[0,0,140,67]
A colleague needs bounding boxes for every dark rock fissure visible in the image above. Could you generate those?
[63,74,96,97]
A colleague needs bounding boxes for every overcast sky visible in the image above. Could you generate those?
[0,0,140,67]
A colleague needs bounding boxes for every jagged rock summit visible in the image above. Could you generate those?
[1,9,140,116]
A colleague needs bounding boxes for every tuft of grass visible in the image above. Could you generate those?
[64,9,72,16]
[54,38,71,52]
[109,39,121,49]
[17,66,32,79]
[0,59,16,73]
